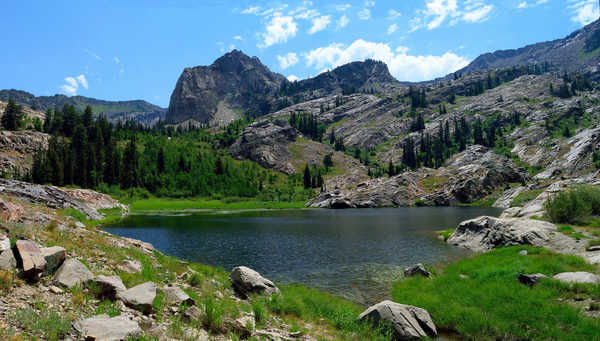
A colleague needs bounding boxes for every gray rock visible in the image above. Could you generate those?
[0,249,16,271]
[49,285,63,294]
[116,259,142,274]
[159,285,194,306]
[519,250,528,255]
[15,240,46,279]
[40,246,66,275]
[224,313,255,338]
[403,264,431,278]
[358,300,437,340]
[73,314,142,341]
[553,272,600,284]
[92,275,126,300]
[446,216,557,252]
[117,281,157,314]
[588,246,600,252]
[230,266,280,299]
[183,305,203,322]
[54,258,93,288]
[0,235,10,252]
[518,273,547,286]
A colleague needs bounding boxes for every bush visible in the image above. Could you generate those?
[14,308,71,341]
[545,185,600,223]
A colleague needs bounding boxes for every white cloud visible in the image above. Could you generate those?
[76,75,88,90]
[357,8,371,20]
[233,35,243,40]
[519,0,549,8]
[60,74,88,96]
[287,75,300,82]
[241,6,261,14]
[308,15,331,34]
[462,4,492,22]
[387,9,402,19]
[517,2,527,8]
[84,49,102,61]
[277,52,299,69]
[336,4,351,11]
[259,15,298,48]
[304,39,469,82]
[113,56,120,63]
[409,0,494,31]
[337,14,350,28]
[569,0,599,26]
[387,23,399,34]
[364,1,375,7]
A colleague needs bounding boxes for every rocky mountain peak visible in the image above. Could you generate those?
[211,49,264,73]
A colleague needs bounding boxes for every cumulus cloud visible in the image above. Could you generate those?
[233,35,243,40]
[357,8,371,20]
[241,6,261,14]
[387,9,402,19]
[287,75,300,82]
[304,39,469,82]
[277,52,299,69]
[518,0,549,8]
[259,15,298,48]
[410,0,493,32]
[569,0,599,26]
[337,14,350,28]
[308,15,331,34]
[60,74,88,96]
[336,4,351,11]
[387,23,399,34]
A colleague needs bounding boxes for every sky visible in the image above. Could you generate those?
[1,0,599,107]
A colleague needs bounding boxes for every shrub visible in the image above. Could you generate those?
[14,308,71,341]
[202,294,223,333]
[0,270,15,293]
[189,273,203,287]
[544,186,600,223]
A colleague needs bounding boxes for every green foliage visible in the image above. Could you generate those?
[289,112,326,141]
[545,185,600,223]
[202,294,224,333]
[391,246,600,341]
[2,98,25,131]
[510,189,544,207]
[95,300,121,317]
[14,307,71,341]
[437,229,455,241]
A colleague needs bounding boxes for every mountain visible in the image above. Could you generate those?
[0,89,166,126]
[165,51,401,126]
[457,19,600,76]
[166,50,287,126]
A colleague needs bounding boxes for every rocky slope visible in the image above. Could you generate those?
[457,19,600,76]
[0,131,49,176]
[0,89,166,126]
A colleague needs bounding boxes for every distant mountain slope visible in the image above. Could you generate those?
[0,89,166,126]
[458,19,600,75]
[165,51,401,126]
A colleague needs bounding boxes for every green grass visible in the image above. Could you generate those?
[58,206,124,228]
[391,246,600,341]
[130,197,307,211]
[510,189,544,207]
[437,229,455,242]
[254,285,392,340]
[14,307,72,341]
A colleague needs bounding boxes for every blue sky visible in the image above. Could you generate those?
[1,0,598,107]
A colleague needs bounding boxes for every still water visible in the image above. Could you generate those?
[105,207,501,304]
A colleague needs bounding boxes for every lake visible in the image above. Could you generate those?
[105,207,501,304]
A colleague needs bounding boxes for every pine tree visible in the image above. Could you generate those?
[157,148,166,173]
[473,118,484,145]
[72,124,88,186]
[303,164,312,189]
[2,99,24,130]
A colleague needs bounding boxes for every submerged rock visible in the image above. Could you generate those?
[230,266,280,299]
[358,300,437,340]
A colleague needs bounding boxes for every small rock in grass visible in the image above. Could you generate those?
[40,246,66,275]
[73,314,142,340]
[91,275,126,300]
[519,250,528,255]
[230,266,280,299]
[359,300,437,340]
[518,273,547,286]
[183,305,203,322]
[587,246,600,252]
[403,263,431,278]
[159,285,194,306]
[49,285,64,294]
[117,281,157,314]
[54,258,93,288]
[116,259,142,274]
[0,249,17,271]
[0,235,10,252]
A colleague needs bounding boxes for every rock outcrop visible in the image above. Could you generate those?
[447,217,579,252]
[0,130,49,176]
[308,146,529,208]
[230,266,280,299]
[358,300,437,340]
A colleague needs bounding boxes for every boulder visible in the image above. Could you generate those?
[15,240,46,278]
[224,313,255,338]
[117,281,157,314]
[358,300,437,340]
[0,249,17,271]
[518,273,547,286]
[403,264,431,278]
[446,216,556,252]
[92,275,126,300]
[159,285,194,306]
[54,258,93,288]
[0,235,10,252]
[183,305,203,322]
[553,272,600,284]
[73,314,142,341]
[230,266,280,299]
[116,259,142,274]
[40,246,66,275]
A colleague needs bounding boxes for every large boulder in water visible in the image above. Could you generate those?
[446,216,558,252]
[230,266,280,299]
[358,300,437,340]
